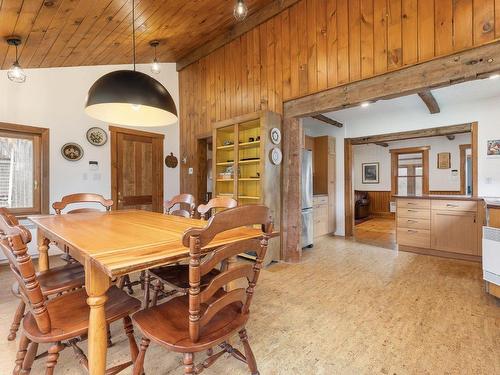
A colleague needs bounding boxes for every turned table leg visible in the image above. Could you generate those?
[85,259,110,375]
[37,231,50,272]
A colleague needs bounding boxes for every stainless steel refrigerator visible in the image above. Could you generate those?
[301,149,313,248]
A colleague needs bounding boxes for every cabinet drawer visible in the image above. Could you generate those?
[397,199,430,209]
[397,228,430,249]
[313,218,329,237]
[313,196,328,205]
[398,208,430,220]
[431,200,477,212]
[397,217,430,230]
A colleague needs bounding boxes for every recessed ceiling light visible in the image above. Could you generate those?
[489,74,500,80]
[360,101,371,108]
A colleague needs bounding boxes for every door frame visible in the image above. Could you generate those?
[390,146,430,196]
[110,126,165,212]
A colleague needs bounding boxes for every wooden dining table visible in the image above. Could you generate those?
[29,209,264,375]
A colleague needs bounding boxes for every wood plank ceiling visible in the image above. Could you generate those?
[0,0,274,70]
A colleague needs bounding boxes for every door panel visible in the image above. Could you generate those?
[431,210,478,255]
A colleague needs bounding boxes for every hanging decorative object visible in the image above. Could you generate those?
[150,40,161,74]
[165,152,178,168]
[270,147,282,165]
[84,0,177,127]
[270,127,281,145]
[61,143,84,161]
[233,0,248,21]
[86,127,108,146]
[6,37,26,83]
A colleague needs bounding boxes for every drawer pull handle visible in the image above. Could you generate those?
[407,209,417,212]
[407,230,418,233]
[407,220,417,223]
[446,204,459,207]
[407,202,417,205]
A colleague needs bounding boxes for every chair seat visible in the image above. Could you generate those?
[149,264,220,290]
[132,291,248,353]
[23,286,141,343]
[12,262,85,297]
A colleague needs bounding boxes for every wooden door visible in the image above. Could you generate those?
[431,210,478,255]
[110,126,164,212]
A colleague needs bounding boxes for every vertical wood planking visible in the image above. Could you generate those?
[289,3,300,98]
[387,0,402,69]
[360,0,374,78]
[252,28,261,112]
[418,0,435,61]
[224,43,231,119]
[281,9,292,100]
[496,0,500,38]
[348,0,362,81]
[326,0,338,87]
[298,0,309,95]
[259,23,268,111]
[241,33,249,115]
[473,0,495,45]
[337,0,350,83]
[373,0,388,74]
[267,19,276,112]
[307,0,318,92]
[435,0,453,56]
[316,0,328,90]
[275,16,284,111]
[401,0,418,65]
[453,0,473,50]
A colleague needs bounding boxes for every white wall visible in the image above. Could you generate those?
[353,133,471,191]
[0,63,179,257]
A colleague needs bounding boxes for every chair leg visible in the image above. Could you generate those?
[45,342,64,375]
[13,333,30,375]
[239,329,259,375]
[143,273,151,309]
[8,300,26,341]
[20,342,38,375]
[123,316,138,362]
[183,353,195,375]
[133,338,150,375]
[151,279,163,307]
[107,325,113,347]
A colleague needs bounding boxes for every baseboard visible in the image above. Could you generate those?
[399,245,481,263]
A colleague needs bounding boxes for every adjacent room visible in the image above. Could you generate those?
[0,1,499,375]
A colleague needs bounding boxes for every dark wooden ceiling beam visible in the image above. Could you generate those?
[176,0,300,71]
[311,114,343,128]
[284,40,500,118]
[417,90,440,114]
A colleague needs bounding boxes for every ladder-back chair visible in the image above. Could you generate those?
[197,196,238,220]
[164,193,196,218]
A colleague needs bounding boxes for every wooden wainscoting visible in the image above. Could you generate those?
[429,191,463,195]
[364,191,394,218]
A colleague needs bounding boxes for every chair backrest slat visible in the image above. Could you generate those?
[182,205,272,343]
[164,194,195,218]
[197,197,237,220]
[0,212,51,333]
[52,193,113,214]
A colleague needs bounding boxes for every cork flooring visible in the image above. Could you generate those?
[0,235,499,374]
[354,217,397,250]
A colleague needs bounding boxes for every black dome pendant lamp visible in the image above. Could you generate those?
[84,0,177,127]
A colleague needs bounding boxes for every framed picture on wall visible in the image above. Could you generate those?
[362,162,379,184]
[487,139,500,157]
[437,152,451,169]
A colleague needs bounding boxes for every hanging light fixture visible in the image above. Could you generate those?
[85,0,177,127]
[6,37,26,83]
[233,0,248,21]
[150,40,161,74]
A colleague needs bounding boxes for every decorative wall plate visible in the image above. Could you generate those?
[270,127,281,145]
[270,147,282,165]
[61,143,84,161]
[86,127,108,146]
[165,152,178,168]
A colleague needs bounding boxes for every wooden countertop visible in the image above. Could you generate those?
[483,198,500,209]
[393,194,483,201]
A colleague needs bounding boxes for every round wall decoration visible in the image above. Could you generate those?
[165,152,178,168]
[86,127,108,146]
[270,127,281,145]
[270,147,282,165]
[61,143,84,161]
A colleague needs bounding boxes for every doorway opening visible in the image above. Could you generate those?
[196,136,213,208]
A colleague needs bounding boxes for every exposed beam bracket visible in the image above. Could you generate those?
[311,114,343,128]
[375,142,389,147]
[417,90,440,114]
[446,135,455,141]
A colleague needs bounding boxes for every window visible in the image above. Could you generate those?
[390,147,429,196]
[0,123,49,216]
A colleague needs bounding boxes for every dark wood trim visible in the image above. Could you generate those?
[176,0,301,71]
[0,122,49,215]
[311,115,343,128]
[344,139,354,237]
[471,122,479,197]
[417,90,440,114]
[283,40,500,118]
[459,144,472,195]
[351,123,471,145]
[375,142,389,147]
[108,126,165,139]
[389,146,431,153]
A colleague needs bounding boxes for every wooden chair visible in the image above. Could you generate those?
[197,197,238,220]
[132,205,273,375]
[0,208,86,342]
[164,193,196,218]
[0,214,141,375]
[144,197,238,307]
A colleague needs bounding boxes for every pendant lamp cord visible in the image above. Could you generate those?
[132,0,136,71]
[15,43,19,63]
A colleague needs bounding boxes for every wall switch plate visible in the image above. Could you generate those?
[188,167,194,175]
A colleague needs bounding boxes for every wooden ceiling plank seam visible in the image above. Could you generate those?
[18,0,67,68]
[95,0,172,66]
[29,0,89,68]
[44,0,115,67]
[0,0,25,69]
[62,0,129,66]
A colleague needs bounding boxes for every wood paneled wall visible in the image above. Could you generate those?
[179,0,500,195]
[365,191,393,216]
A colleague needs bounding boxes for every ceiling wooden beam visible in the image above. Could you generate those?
[417,90,440,114]
[375,142,389,147]
[446,135,456,140]
[283,40,500,118]
[176,0,300,71]
[311,114,344,128]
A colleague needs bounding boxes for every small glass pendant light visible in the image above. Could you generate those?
[6,37,26,83]
[233,0,248,21]
[150,40,161,74]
